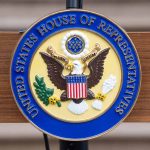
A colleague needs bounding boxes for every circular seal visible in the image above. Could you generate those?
[11,10,141,140]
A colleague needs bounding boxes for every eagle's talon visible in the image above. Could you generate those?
[48,96,60,105]
[95,93,106,101]
[65,63,74,71]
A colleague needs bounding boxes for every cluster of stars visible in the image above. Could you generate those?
[67,36,85,53]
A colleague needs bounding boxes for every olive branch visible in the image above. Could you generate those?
[33,75,54,106]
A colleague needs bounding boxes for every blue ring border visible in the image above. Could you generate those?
[11,10,141,140]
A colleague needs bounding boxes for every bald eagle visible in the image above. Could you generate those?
[40,47,109,114]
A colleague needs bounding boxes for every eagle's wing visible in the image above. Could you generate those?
[87,48,110,89]
[40,52,66,90]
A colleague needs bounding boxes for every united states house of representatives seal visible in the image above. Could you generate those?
[11,10,141,140]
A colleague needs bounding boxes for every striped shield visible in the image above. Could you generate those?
[66,75,87,99]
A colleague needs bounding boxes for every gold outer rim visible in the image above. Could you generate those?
[10,9,141,141]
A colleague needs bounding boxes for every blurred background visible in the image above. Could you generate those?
[0,0,150,31]
[0,0,150,150]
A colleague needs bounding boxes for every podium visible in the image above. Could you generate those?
[0,32,149,150]
[0,32,150,123]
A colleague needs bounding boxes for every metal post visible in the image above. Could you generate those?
[43,133,50,150]
[59,140,88,150]
[66,0,83,9]
[59,1,88,150]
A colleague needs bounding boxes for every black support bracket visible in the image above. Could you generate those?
[66,0,83,9]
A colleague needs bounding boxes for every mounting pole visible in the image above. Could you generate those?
[59,140,88,150]
[66,0,83,9]
[59,1,88,150]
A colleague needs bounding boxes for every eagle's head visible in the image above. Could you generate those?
[71,60,84,75]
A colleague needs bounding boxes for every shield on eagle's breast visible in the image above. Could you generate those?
[66,75,87,99]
